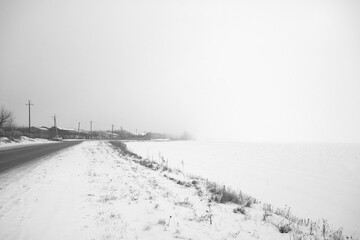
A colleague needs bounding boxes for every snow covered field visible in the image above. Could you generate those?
[126,140,360,237]
[1,140,345,240]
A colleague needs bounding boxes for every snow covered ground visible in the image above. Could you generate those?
[126,140,360,237]
[0,140,341,240]
[0,136,52,149]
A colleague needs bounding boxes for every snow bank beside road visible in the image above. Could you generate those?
[0,136,51,149]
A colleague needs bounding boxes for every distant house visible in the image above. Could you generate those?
[48,126,77,139]
[30,126,50,139]
[101,131,118,139]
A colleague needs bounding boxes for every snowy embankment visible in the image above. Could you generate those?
[0,141,351,240]
[126,140,360,237]
[0,136,51,149]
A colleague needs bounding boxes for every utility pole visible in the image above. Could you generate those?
[26,100,33,138]
[90,120,92,139]
[53,114,59,137]
[111,124,114,139]
[78,122,80,133]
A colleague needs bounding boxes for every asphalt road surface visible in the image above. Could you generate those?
[0,141,82,173]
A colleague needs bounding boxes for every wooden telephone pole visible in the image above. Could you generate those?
[26,100,33,138]
[111,124,114,139]
[53,115,59,138]
[90,120,92,139]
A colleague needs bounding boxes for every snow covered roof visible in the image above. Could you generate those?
[48,126,77,132]
[57,127,76,131]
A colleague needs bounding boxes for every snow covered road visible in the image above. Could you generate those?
[0,141,82,173]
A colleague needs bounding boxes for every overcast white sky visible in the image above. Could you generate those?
[1,0,360,142]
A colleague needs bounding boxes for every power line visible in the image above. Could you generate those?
[0,89,51,125]
[1,89,113,134]
[0,95,23,105]
[0,89,26,105]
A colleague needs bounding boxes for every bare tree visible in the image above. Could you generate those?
[0,106,14,129]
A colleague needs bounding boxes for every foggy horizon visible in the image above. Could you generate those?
[1,0,360,143]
